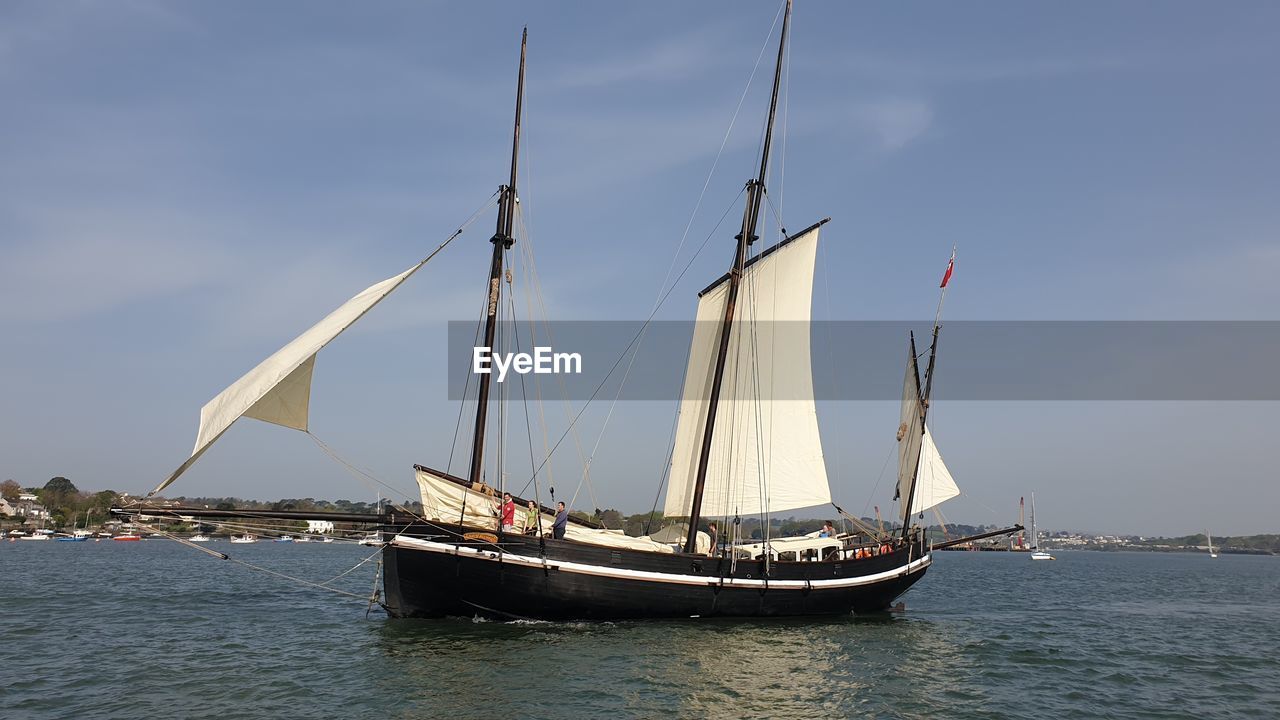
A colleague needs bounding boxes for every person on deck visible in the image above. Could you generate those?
[524,500,539,535]
[819,520,836,538]
[707,521,718,557]
[500,493,516,532]
[553,502,568,540]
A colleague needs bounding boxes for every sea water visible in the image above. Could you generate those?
[2,541,1276,719]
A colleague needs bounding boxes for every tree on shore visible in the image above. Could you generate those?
[1,479,20,501]
[40,477,80,519]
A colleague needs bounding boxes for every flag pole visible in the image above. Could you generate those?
[921,246,955,411]
[933,244,956,331]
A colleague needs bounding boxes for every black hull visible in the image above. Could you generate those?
[381,525,930,621]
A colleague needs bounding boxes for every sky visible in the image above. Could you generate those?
[2,1,1278,536]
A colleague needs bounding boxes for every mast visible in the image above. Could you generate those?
[685,0,792,554]
[1019,496,1026,548]
[900,249,954,541]
[468,28,527,488]
[1030,492,1038,550]
[899,332,925,541]
[920,248,953,412]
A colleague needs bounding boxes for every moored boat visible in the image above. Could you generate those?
[1028,493,1055,561]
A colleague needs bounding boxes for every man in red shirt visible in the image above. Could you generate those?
[500,492,516,532]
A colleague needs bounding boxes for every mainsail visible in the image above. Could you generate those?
[151,261,426,495]
[663,224,830,518]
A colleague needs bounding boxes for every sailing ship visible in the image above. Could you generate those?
[141,2,1010,620]
[1207,530,1218,558]
[1029,493,1054,561]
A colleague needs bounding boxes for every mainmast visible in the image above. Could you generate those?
[468,28,527,488]
[684,0,792,554]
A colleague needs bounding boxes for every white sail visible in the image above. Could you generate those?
[910,427,961,514]
[151,262,426,494]
[1028,492,1054,559]
[415,467,678,553]
[1030,492,1039,550]
[663,225,830,519]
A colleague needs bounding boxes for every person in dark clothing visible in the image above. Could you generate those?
[552,501,568,540]
[707,521,718,557]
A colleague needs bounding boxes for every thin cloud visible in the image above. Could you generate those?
[854,98,934,151]
[0,207,230,324]
[550,25,734,89]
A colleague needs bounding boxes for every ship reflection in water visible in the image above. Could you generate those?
[373,614,973,717]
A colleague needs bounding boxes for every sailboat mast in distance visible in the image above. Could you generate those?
[685,0,792,554]
[468,28,527,488]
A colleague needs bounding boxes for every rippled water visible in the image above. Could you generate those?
[2,541,1276,719]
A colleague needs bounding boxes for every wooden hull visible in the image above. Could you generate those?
[381,524,929,621]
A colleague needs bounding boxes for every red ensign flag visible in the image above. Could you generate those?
[939,253,955,288]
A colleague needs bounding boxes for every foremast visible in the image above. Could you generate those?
[468,29,527,488]
[684,0,792,554]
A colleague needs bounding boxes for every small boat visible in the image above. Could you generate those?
[230,535,257,544]
[320,537,334,544]
[19,533,50,541]
[275,535,294,543]
[190,534,212,542]
[113,534,142,542]
[295,535,311,543]
[357,532,384,547]
[1028,493,1054,561]
[57,515,90,540]
[1207,530,1218,558]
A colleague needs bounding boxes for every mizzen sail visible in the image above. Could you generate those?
[664,224,830,518]
[151,262,426,495]
[895,343,925,522]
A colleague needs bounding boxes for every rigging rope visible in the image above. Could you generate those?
[512,187,746,498]
[126,522,388,603]
[308,432,415,508]
[522,1,789,524]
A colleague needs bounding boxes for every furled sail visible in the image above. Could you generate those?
[415,466,678,553]
[663,224,830,518]
[151,262,426,494]
[910,426,960,514]
[895,344,924,523]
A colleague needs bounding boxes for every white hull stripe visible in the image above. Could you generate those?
[390,536,932,591]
